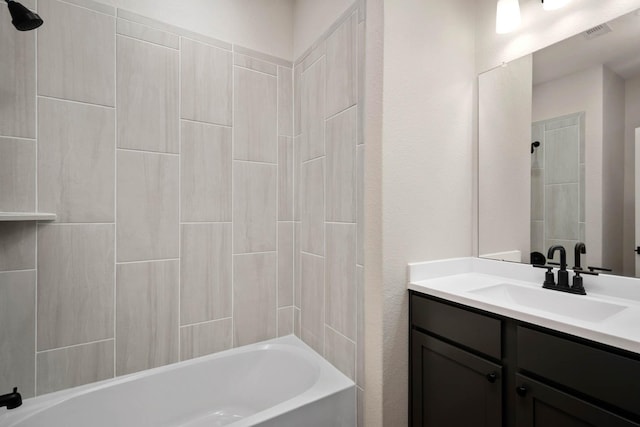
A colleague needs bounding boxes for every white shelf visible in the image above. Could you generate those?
[0,212,57,221]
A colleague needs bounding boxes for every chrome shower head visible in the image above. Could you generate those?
[5,0,43,31]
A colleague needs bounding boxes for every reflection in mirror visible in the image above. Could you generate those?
[479,9,640,278]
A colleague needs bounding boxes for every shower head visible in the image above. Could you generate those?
[5,0,43,31]
[531,140,540,154]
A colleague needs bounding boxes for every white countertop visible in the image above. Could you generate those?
[408,257,640,354]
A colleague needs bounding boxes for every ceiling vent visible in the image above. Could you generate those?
[583,23,612,40]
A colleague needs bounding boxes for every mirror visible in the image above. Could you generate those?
[479,9,640,278]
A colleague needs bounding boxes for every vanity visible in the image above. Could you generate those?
[408,257,640,427]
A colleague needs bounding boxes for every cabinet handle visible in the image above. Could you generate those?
[516,386,527,397]
[486,372,498,383]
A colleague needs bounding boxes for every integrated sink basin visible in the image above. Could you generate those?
[469,283,628,323]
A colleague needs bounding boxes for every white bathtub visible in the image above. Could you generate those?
[0,336,355,427]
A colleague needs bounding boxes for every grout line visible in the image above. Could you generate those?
[113,14,118,378]
[37,338,115,355]
[325,103,357,122]
[276,63,280,337]
[0,135,36,142]
[180,117,232,128]
[116,147,179,156]
[325,324,356,346]
[301,155,325,166]
[34,10,39,394]
[233,250,277,256]
[116,258,180,265]
[231,44,235,349]
[233,158,277,166]
[178,35,183,361]
[43,222,115,226]
[233,63,277,78]
[37,94,114,110]
[180,221,233,225]
[181,317,233,329]
[115,32,178,51]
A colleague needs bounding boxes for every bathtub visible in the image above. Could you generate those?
[0,335,355,427]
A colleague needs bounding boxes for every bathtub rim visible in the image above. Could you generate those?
[0,335,355,427]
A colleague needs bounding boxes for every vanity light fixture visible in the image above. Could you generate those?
[542,0,570,11]
[496,0,521,34]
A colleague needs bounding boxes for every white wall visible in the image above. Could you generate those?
[373,0,476,425]
[92,0,294,60]
[478,55,532,260]
[292,0,356,60]
[476,0,640,73]
[624,75,640,275]
[533,66,604,267]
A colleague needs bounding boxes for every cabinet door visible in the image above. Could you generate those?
[411,330,502,427]
[515,374,640,427]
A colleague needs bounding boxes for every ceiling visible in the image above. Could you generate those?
[533,9,640,85]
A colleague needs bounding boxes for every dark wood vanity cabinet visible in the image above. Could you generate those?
[409,291,640,427]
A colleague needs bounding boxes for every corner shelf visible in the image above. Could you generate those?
[0,212,57,221]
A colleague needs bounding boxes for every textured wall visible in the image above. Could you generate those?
[292,2,365,425]
[0,0,293,397]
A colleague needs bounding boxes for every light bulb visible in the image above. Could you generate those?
[542,0,570,11]
[496,0,521,34]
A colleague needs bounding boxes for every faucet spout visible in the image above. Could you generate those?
[547,245,569,287]
[574,242,586,270]
[0,387,22,410]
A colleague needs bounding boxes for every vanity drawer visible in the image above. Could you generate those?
[517,326,640,417]
[410,293,502,360]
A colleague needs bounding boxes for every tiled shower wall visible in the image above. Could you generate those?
[531,113,585,267]
[0,0,295,397]
[292,2,366,421]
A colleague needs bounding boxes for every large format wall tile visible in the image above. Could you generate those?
[181,38,231,126]
[300,60,325,161]
[116,260,179,375]
[356,265,364,387]
[0,5,35,138]
[325,223,356,340]
[278,137,294,221]
[278,222,294,307]
[38,98,115,223]
[0,270,35,398]
[38,0,114,106]
[545,183,580,240]
[233,253,277,346]
[278,307,294,337]
[180,318,232,361]
[278,66,293,137]
[357,145,364,266]
[181,121,231,222]
[117,150,179,262]
[233,162,277,253]
[544,125,579,185]
[37,224,114,350]
[325,13,357,118]
[326,108,356,222]
[180,223,232,325]
[300,253,324,354]
[36,340,114,395]
[117,35,178,153]
[233,67,277,163]
[300,158,324,256]
[0,222,35,271]
[0,138,35,212]
[324,326,355,380]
